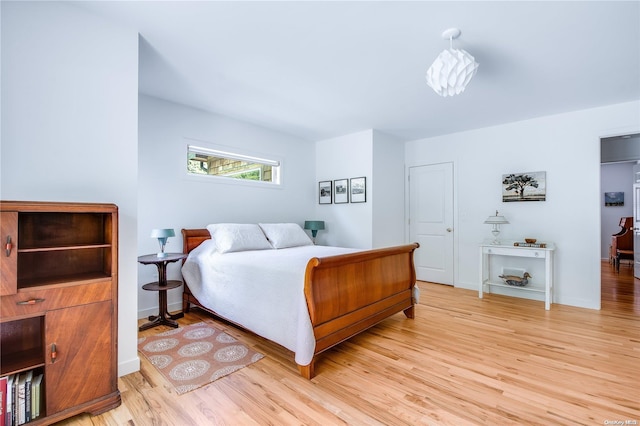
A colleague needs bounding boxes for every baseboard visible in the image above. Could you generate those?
[453,281,476,291]
[456,280,600,310]
[118,355,140,377]
[138,301,183,319]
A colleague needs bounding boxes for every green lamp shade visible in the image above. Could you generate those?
[304,221,325,238]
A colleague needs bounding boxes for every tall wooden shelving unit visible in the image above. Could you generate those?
[0,201,121,425]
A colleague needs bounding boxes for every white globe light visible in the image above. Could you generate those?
[425,28,479,97]
[426,48,479,97]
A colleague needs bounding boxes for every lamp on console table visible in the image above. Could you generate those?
[150,228,175,257]
[304,220,325,245]
[483,211,509,245]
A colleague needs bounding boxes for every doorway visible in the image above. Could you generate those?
[600,133,640,303]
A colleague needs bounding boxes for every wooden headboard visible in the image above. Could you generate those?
[181,228,211,254]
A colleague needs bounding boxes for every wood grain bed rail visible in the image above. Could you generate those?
[301,243,419,378]
[181,228,419,379]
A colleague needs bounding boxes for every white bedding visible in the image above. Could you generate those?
[181,240,359,366]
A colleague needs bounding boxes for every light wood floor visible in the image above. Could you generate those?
[61,261,639,425]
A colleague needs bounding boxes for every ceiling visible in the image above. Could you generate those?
[74,1,640,142]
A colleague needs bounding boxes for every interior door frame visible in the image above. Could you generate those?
[405,161,456,285]
[633,183,640,278]
[599,129,640,300]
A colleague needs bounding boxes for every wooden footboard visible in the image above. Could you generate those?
[300,243,419,379]
[181,228,419,380]
[181,229,211,313]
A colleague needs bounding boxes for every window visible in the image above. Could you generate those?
[187,145,281,184]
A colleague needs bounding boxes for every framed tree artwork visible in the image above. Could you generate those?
[350,177,366,203]
[502,172,546,202]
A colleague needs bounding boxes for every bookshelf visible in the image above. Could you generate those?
[0,201,121,425]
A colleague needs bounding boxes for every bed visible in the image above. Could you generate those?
[180,224,419,379]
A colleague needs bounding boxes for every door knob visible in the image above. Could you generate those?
[446,228,453,232]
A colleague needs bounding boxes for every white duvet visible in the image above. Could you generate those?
[181,240,358,366]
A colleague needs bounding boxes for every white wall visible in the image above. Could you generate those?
[600,162,635,259]
[138,95,315,316]
[405,101,640,310]
[314,130,374,248]
[313,129,406,249]
[1,2,140,375]
[372,131,405,248]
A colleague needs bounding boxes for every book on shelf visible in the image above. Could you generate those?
[4,374,16,426]
[31,375,42,420]
[513,242,547,248]
[24,371,32,423]
[2,370,43,426]
[16,373,25,426]
[11,374,17,426]
[0,376,6,423]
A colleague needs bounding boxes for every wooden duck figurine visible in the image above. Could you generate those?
[499,272,531,287]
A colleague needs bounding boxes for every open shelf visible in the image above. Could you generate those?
[483,280,544,293]
[0,316,44,376]
[17,247,112,290]
[17,272,112,290]
[1,349,45,377]
[18,243,111,253]
[18,212,111,249]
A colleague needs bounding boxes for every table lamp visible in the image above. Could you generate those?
[483,211,509,244]
[150,228,175,257]
[304,220,325,244]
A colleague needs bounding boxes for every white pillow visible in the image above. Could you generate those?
[258,223,313,249]
[206,223,273,253]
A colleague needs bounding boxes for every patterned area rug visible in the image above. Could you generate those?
[138,322,264,394]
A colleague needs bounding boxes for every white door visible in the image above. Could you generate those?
[409,163,454,284]
[633,184,640,278]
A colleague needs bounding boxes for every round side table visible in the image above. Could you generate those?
[138,253,187,331]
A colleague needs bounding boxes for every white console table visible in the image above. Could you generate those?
[479,241,556,310]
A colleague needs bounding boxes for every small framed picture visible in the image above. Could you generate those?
[334,179,349,204]
[319,181,332,204]
[350,177,366,203]
[605,192,624,206]
[502,171,546,202]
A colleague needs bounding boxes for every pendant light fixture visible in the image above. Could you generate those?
[426,28,479,97]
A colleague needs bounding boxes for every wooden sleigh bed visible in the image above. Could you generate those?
[181,228,419,379]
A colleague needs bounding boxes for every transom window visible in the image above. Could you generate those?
[187,145,281,184]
